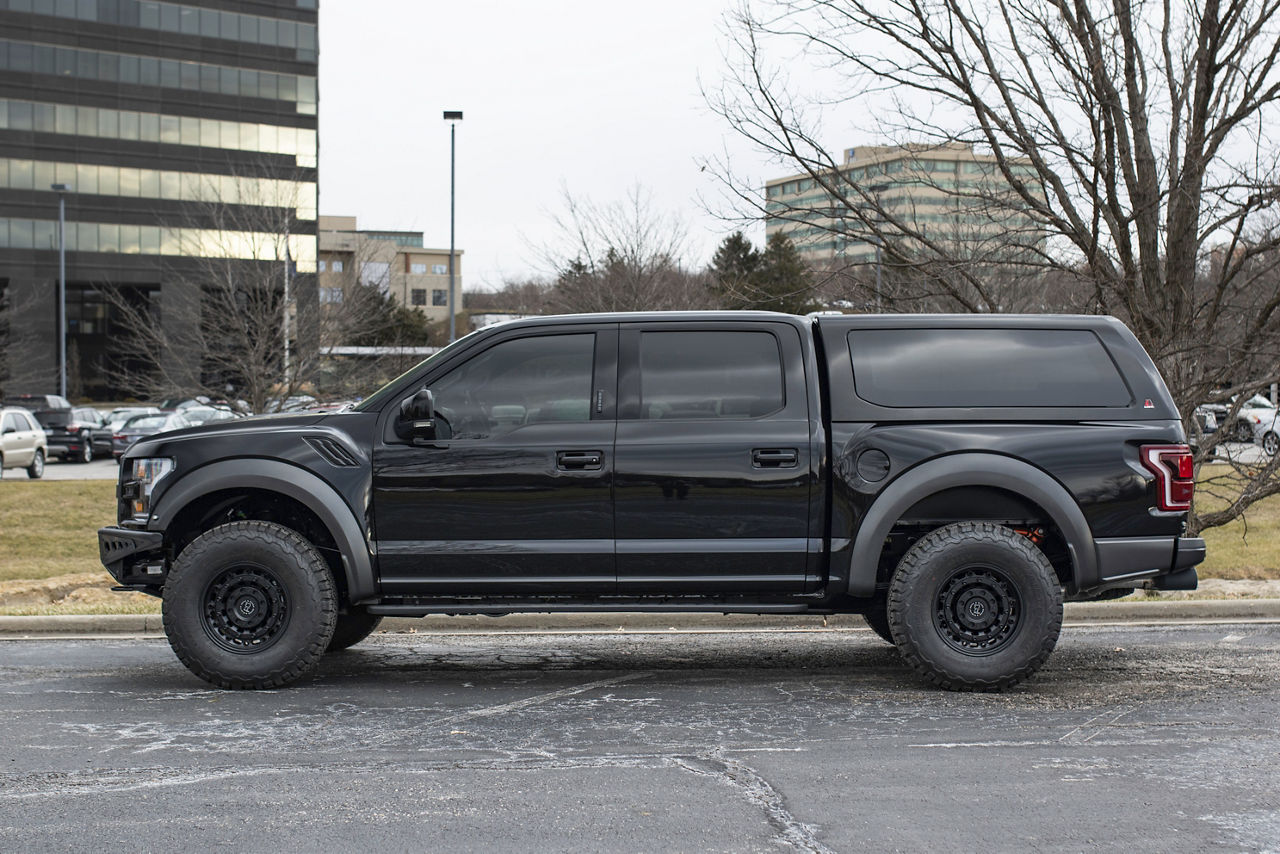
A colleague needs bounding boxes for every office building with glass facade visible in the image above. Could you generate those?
[0,0,317,398]
[765,143,1044,269]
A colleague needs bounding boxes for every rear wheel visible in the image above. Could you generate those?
[77,433,93,463]
[1264,431,1279,456]
[26,449,44,479]
[327,612,384,651]
[162,520,336,689]
[887,522,1062,691]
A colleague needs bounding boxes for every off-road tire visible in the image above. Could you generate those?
[887,521,1062,691]
[327,612,384,651]
[861,595,895,644]
[26,449,44,479]
[77,433,93,463]
[162,520,337,689]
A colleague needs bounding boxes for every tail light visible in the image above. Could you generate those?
[1140,444,1194,511]
[113,434,126,441]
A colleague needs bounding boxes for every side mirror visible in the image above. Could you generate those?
[399,388,436,439]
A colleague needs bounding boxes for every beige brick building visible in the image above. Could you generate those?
[318,215,463,324]
[765,143,1043,267]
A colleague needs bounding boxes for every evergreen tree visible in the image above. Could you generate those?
[710,231,815,314]
[754,232,816,315]
[710,231,760,309]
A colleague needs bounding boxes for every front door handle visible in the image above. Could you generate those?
[557,450,604,471]
[752,448,798,468]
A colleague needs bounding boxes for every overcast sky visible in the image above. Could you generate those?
[318,1,793,292]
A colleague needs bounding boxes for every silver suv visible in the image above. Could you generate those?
[0,406,47,479]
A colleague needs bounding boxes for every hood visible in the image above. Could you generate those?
[123,412,329,459]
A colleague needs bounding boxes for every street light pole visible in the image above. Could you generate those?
[443,110,463,343]
[51,183,70,398]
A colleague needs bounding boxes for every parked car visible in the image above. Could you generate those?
[1201,393,1277,443]
[100,311,1203,691]
[156,397,211,412]
[1191,405,1219,442]
[1244,396,1280,455]
[2,393,72,411]
[0,406,46,479]
[105,406,162,433]
[37,405,112,463]
[112,412,192,460]
[180,406,240,427]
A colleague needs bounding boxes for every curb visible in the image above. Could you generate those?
[2,599,1280,636]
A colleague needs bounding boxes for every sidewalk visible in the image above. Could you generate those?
[3,598,1279,637]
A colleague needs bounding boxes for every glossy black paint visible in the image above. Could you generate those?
[107,310,1197,613]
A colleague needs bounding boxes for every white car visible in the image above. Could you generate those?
[1241,394,1280,454]
[0,406,47,479]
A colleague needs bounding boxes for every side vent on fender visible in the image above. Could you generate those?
[305,436,359,468]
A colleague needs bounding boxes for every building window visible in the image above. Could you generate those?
[319,287,342,304]
[317,260,326,272]
[432,289,448,306]
[331,260,343,273]
[432,263,447,275]
[410,263,427,274]
[411,289,426,306]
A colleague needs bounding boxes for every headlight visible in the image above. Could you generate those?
[130,458,175,518]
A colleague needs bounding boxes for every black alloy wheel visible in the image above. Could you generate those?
[162,520,336,689]
[887,521,1062,691]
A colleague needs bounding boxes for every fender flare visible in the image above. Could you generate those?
[147,459,376,603]
[847,452,1097,596]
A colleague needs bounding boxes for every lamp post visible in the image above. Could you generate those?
[868,183,890,313]
[443,110,463,343]
[51,183,70,398]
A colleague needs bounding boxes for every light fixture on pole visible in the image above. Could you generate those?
[443,110,463,343]
[51,183,71,398]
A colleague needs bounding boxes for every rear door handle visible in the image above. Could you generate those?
[557,450,604,471]
[752,448,798,468]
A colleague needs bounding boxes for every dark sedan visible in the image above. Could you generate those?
[112,412,192,460]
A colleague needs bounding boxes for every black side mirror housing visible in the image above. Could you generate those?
[400,388,436,439]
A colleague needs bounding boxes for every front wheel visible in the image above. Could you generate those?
[26,449,44,479]
[1264,432,1279,456]
[887,522,1063,691]
[162,520,337,689]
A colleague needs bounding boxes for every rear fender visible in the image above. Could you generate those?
[846,453,1097,595]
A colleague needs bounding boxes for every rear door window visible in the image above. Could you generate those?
[638,331,784,419]
[847,328,1132,408]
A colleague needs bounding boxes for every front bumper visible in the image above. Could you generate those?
[98,526,165,587]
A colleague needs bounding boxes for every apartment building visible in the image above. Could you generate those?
[318,215,462,325]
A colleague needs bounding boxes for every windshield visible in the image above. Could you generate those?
[352,332,480,413]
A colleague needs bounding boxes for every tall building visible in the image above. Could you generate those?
[318,216,463,326]
[0,0,318,398]
[765,143,1043,268]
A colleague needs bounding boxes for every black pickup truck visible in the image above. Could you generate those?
[99,312,1205,691]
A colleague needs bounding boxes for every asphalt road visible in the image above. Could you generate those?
[1,622,1278,852]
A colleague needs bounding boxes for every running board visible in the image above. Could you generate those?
[366,602,818,617]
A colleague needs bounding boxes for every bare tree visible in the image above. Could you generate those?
[105,168,418,412]
[538,186,716,313]
[709,0,1280,532]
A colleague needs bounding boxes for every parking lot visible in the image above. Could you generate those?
[1,621,1277,852]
